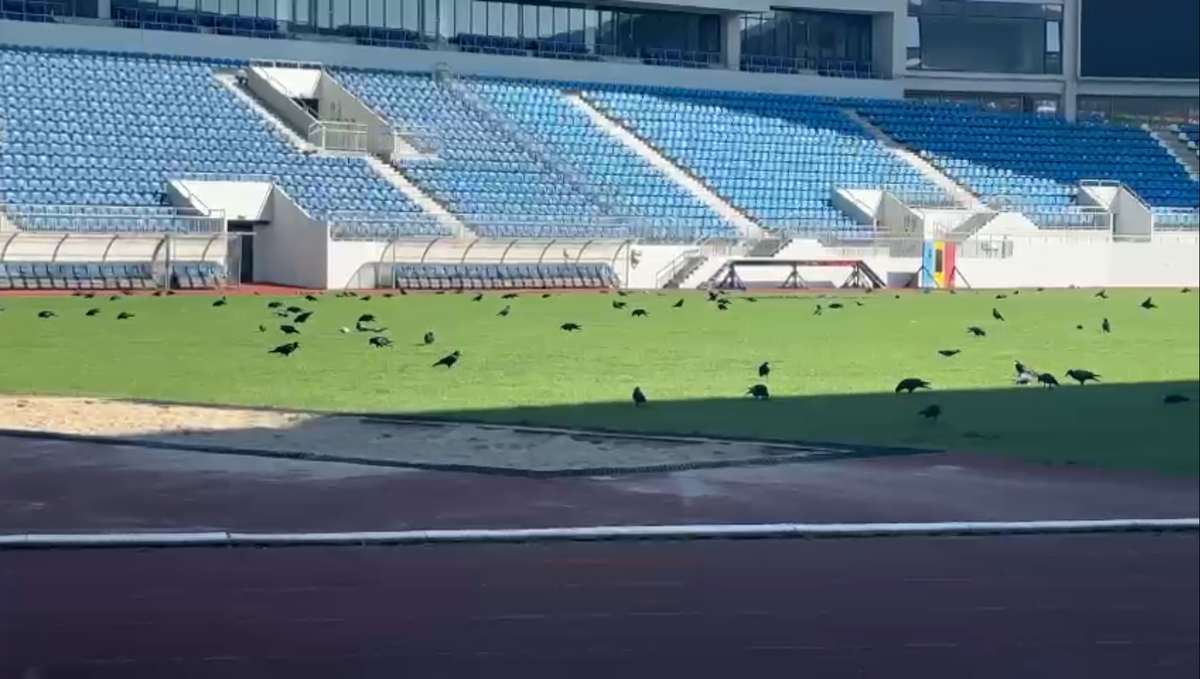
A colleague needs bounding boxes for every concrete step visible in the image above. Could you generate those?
[363,156,473,238]
[215,73,316,153]
[569,93,765,239]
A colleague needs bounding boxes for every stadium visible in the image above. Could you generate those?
[0,0,1197,676]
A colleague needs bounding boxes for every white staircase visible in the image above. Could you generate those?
[215,73,317,153]
[364,157,473,238]
[677,255,732,289]
[566,93,766,239]
[843,109,984,210]
[1148,126,1200,179]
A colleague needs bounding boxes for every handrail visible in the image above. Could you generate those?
[653,248,702,288]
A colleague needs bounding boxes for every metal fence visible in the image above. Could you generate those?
[0,205,226,234]
[307,121,370,153]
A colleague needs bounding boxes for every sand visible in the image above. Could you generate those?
[0,395,836,472]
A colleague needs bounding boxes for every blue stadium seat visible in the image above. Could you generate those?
[583,89,940,235]
[390,262,618,290]
[0,47,449,239]
[859,99,1200,227]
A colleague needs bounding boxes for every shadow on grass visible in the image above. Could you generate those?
[3,380,1196,478]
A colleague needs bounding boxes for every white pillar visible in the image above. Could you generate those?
[97,0,111,19]
[722,13,741,71]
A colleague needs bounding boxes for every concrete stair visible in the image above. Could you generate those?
[843,108,984,210]
[569,93,766,239]
[363,157,473,238]
[1149,125,1200,179]
[215,73,317,154]
[662,255,708,288]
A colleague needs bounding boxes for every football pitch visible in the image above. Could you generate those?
[0,288,1196,475]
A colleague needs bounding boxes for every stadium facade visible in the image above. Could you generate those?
[0,0,1197,291]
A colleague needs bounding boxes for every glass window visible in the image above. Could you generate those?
[741,9,872,72]
[908,0,1062,75]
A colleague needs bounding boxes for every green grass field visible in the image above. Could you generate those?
[1,288,1197,474]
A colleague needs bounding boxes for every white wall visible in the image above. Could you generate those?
[254,188,328,289]
[0,19,903,100]
[173,181,272,221]
[626,243,695,288]
[261,66,320,99]
[960,234,1199,289]
[327,239,388,289]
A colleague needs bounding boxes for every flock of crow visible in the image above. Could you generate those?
[10,284,1197,421]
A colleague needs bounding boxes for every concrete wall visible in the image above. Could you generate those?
[0,19,902,100]
[316,72,395,157]
[245,66,318,137]
[262,67,320,99]
[960,234,1199,288]
[327,239,388,290]
[253,188,328,289]
[626,244,695,288]
[172,181,272,221]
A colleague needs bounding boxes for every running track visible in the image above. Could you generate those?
[3,535,1197,678]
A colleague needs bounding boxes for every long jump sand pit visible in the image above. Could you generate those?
[0,396,860,475]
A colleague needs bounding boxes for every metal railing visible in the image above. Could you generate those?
[1152,208,1200,231]
[653,248,703,288]
[307,121,370,153]
[1023,208,1113,231]
[740,54,880,80]
[1,204,225,234]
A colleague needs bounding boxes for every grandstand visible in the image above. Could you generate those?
[0,1,1197,292]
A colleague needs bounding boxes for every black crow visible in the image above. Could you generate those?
[967,326,987,337]
[745,297,758,303]
[1102,318,1111,333]
[813,305,823,316]
[153,290,165,297]
[854,301,865,307]
[274,310,291,318]
[280,324,300,335]
[1140,297,1157,310]
[995,294,1008,299]
[1037,372,1059,388]
[758,362,771,378]
[258,325,266,333]
[369,336,393,348]
[501,293,519,299]
[612,300,627,309]
[116,311,135,320]
[707,291,719,302]
[918,404,942,421]
[269,342,299,357]
[433,350,461,368]
[108,295,121,301]
[212,297,228,307]
[747,384,770,400]
[472,293,484,302]
[37,310,56,319]
[1163,394,1191,404]
[286,305,303,314]
[992,308,1004,321]
[1095,289,1108,299]
[616,290,629,297]
[497,305,511,317]
[85,308,101,317]
[423,332,435,345]
[358,314,376,324]
[1036,287,1045,292]
[631,309,649,317]
[672,299,684,308]
[541,293,552,299]
[1015,361,1035,377]
[937,349,960,357]
[560,323,583,332]
[895,378,931,394]
[82,293,95,299]
[1183,288,1192,294]
[268,301,283,309]
[632,386,647,406]
[305,294,320,302]
[294,311,314,324]
[1066,369,1101,385]
[383,293,395,298]
[828,302,844,310]
[360,295,372,302]
[717,302,729,311]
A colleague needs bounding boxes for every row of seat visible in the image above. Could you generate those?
[389,263,619,290]
[0,261,225,290]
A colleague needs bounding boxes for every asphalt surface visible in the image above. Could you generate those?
[3,534,1197,678]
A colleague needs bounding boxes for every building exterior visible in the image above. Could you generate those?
[1,0,1196,121]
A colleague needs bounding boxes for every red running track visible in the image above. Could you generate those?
[2,534,1197,679]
